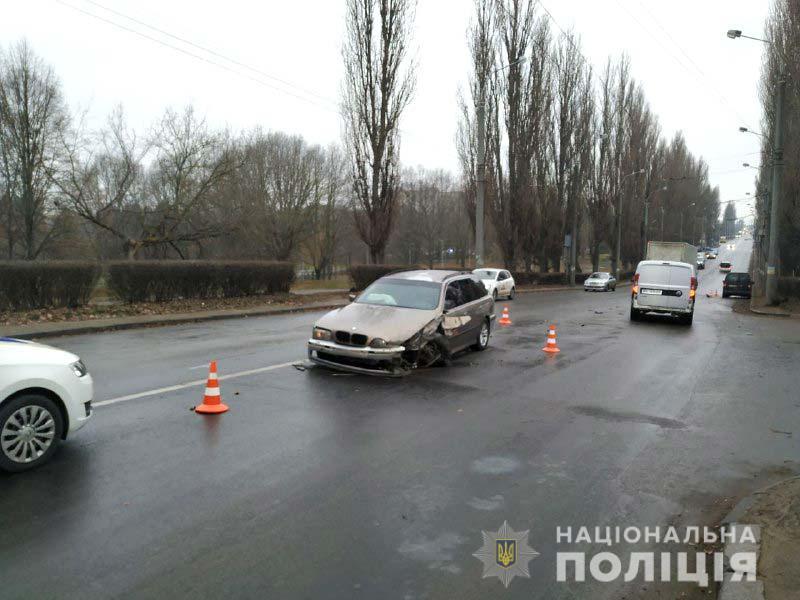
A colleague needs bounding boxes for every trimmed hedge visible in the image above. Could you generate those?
[511,271,569,286]
[107,261,295,303]
[0,261,100,311]
[778,277,800,298]
[350,264,416,290]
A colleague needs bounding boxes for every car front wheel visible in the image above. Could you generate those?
[0,394,64,473]
[509,287,515,300]
[471,319,490,351]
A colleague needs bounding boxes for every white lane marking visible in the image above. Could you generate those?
[94,361,297,408]
[187,364,209,370]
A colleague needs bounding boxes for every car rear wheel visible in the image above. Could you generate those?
[471,320,490,351]
[679,312,694,326]
[630,305,641,322]
[0,394,64,473]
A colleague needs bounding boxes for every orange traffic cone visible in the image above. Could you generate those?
[195,360,229,414]
[542,324,561,354]
[498,306,512,326]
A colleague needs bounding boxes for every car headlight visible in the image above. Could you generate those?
[71,360,88,378]
[312,327,332,341]
[370,338,388,348]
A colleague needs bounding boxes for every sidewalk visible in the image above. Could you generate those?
[749,296,799,318]
[2,298,349,340]
[721,477,800,599]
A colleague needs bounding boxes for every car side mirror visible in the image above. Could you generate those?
[348,293,357,302]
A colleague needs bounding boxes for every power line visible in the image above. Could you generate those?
[614,0,752,128]
[634,0,754,129]
[82,0,339,107]
[54,0,339,113]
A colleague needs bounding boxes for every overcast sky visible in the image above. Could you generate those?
[2,0,770,221]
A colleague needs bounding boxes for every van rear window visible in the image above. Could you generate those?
[637,264,691,285]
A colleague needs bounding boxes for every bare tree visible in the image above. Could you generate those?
[341,0,416,263]
[55,106,239,259]
[0,40,69,259]
[239,130,324,261]
[302,145,348,278]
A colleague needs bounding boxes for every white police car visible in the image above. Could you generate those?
[0,337,93,472]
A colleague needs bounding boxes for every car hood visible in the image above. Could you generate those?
[585,277,605,283]
[314,303,439,343]
[0,338,79,366]
[479,279,497,289]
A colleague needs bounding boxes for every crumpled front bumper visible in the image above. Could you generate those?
[307,339,407,376]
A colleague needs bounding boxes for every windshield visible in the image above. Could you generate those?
[356,279,441,310]
[473,269,498,280]
[589,273,606,279]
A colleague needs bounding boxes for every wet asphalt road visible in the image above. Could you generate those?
[2,238,799,599]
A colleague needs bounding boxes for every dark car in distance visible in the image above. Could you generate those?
[722,272,752,298]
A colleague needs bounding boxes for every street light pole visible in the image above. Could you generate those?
[615,169,644,278]
[728,27,784,305]
[766,72,786,304]
[475,90,486,268]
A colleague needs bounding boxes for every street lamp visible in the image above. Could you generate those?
[474,56,527,268]
[728,27,784,305]
[742,162,760,170]
[739,126,764,138]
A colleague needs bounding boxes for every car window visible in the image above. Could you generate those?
[637,264,670,285]
[589,272,601,279]
[445,281,466,309]
[358,279,441,310]
[471,279,488,297]
[458,279,480,303]
[473,269,497,280]
[668,265,692,285]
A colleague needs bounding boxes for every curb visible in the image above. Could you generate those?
[749,306,795,318]
[3,301,348,341]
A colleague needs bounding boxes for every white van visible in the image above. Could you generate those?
[630,260,697,325]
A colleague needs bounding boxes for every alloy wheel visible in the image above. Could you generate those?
[1,405,56,464]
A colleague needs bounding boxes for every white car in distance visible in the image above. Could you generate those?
[472,268,516,300]
[584,272,617,292]
[0,337,93,472]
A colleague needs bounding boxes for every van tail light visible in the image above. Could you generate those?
[631,273,639,295]
[690,276,698,290]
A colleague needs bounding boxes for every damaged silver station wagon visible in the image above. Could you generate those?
[307,270,495,376]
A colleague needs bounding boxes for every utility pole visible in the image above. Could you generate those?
[475,90,486,268]
[568,166,579,286]
[766,72,785,305]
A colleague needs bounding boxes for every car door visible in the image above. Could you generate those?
[500,271,512,294]
[442,280,472,351]
[443,278,487,351]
